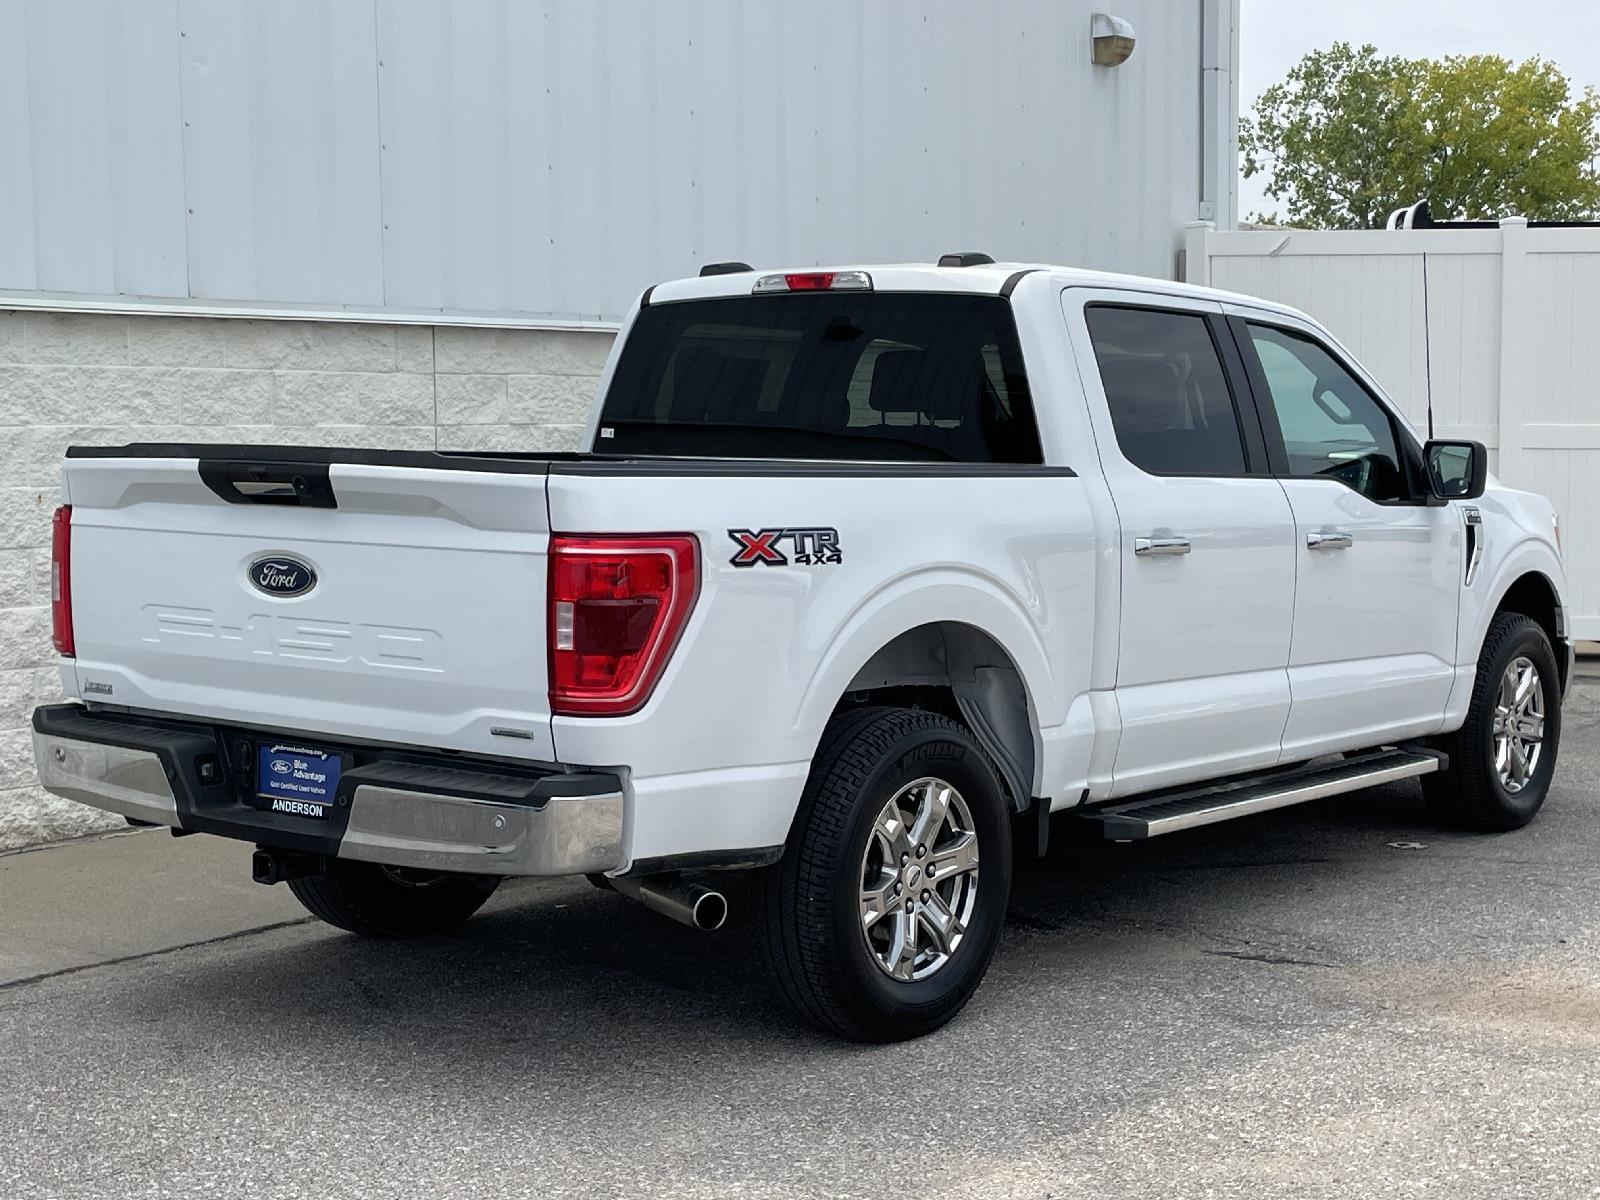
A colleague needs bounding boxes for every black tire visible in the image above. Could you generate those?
[1424,612,1562,832]
[760,706,1013,1042]
[288,860,500,937]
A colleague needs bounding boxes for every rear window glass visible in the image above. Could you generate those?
[1086,305,1248,476]
[597,293,1043,463]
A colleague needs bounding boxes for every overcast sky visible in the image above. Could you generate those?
[1238,0,1600,218]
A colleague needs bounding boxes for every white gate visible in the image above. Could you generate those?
[1185,218,1600,640]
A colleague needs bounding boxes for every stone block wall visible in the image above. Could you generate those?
[0,308,615,848]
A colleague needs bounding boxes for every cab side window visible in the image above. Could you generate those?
[1245,324,1405,503]
[1086,306,1248,476]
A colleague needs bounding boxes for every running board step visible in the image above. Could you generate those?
[1083,748,1446,841]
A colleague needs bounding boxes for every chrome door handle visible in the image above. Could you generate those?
[1134,536,1191,557]
[1306,530,1354,550]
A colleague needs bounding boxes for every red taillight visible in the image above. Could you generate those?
[548,535,699,716]
[51,504,74,656]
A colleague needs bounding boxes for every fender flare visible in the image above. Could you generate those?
[1470,539,1567,661]
[790,570,1058,791]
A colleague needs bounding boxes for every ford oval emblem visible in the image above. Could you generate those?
[249,555,317,598]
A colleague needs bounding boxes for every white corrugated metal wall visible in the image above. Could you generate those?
[0,0,1232,323]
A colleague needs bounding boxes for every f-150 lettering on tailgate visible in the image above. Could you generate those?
[139,605,444,672]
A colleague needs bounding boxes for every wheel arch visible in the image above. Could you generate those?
[790,567,1073,822]
[815,619,1044,813]
[1491,568,1568,692]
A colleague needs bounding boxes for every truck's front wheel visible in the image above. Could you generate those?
[288,861,500,938]
[1424,611,1562,831]
[761,706,1012,1042]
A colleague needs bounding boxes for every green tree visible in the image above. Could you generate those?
[1240,43,1600,229]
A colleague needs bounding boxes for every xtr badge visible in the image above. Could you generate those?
[728,527,843,568]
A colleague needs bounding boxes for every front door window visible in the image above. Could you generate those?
[1245,324,1405,503]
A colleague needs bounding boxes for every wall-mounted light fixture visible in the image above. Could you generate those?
[1091,13,1136,67]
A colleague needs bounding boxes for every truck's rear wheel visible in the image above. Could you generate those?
[761,706,1012,1042]
[1424,612,1562,831]
[288,861,500,937]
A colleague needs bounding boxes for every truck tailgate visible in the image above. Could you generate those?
[61,449,556,761]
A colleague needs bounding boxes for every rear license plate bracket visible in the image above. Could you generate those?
[256,744,343,819]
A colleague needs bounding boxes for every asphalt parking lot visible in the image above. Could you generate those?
[3,684,1599,1199]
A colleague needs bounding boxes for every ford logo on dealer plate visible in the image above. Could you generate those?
[249,555,317,598]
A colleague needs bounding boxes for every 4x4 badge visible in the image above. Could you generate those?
[728,527,843,568]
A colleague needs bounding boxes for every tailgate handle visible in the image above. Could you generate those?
[198,461,338,509]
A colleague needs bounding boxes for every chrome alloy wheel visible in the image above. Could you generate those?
[1493,655,1546,794]
[858,776,980,981]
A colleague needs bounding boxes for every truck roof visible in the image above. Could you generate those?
[645,262,1309,322]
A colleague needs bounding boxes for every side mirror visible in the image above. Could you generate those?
[1425,439,1487,501]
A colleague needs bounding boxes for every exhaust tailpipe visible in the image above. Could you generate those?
[608,874,728,931]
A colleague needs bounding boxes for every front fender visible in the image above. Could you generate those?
[1439,533,1567,733]
[1463,502,1567,669]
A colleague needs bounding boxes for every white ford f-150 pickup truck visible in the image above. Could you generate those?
[35,257,1569,1041]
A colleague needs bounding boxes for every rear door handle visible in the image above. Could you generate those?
[1134,536,1191,557]
[1306,530,1354,550]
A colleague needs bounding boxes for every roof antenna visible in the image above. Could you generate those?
[1396,198,1436,439]
[1421,249,1435,440]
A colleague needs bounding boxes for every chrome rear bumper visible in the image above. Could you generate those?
[337,782,624,875]
[32,705,624,877]
[35,735,182,827]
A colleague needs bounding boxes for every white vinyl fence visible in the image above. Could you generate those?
[1185,218,1600,640]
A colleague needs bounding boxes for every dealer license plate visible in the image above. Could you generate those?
[257,744,342,819]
